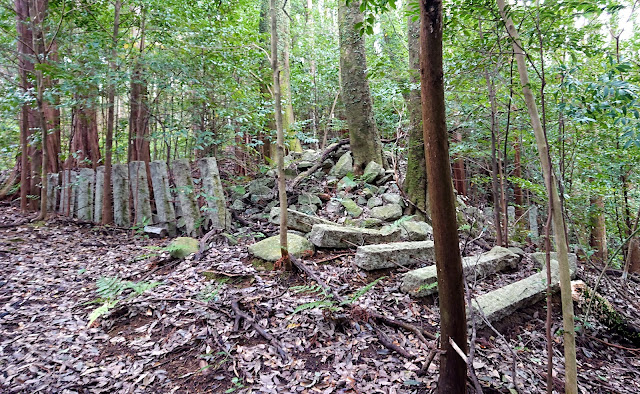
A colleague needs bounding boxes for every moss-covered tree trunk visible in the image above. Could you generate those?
[404,4,428,216]
[337,0,383,174]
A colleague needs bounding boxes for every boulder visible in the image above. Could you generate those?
[248,233,315,261]
[401,246,521,297]
[371,204,403,221]
[361,161,384,183]
[381,193,403,206]
[340,198,363,217]
[367,196,383,208]
[308,224,401,248]
[269,207,334,233]
[167,237,199,259]
[400,220,433,241]
[354,241,435,271]
[330,152,353,178]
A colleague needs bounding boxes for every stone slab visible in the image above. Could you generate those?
[308,224,401,248]
[149,160,177,236]
[531,252,578,276]
[269,208,334,233]
[172,159,201,237]
[46,173,58,213]
[112,164,131,227]
[248,232,315,262]
[401,246,521,297]
[93,166,104,223]
[198,157,231,230]
[129,161,153,226]
[76,168,94,221]
[354,241,435,271]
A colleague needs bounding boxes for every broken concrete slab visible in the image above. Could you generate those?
[269,207,334,233]
[129,161,153,226]
[470,261,562,323]
[112,164,131,227]
[308,224,401,248]
[198,157,231,230]
[149,160,177,236]
[172,159,201,237]
[401,246,521,297]
[354,241,435,271]
[93,166,104,223]
[248,232,315,261]
[76,168,95,221]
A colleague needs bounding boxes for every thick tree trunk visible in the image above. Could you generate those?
[271,0,291,270]
[129,11,150,166]
[404,4,428,217]
[338,0,383,174]
[497,1,578,391]
[69,98,101,168]
[419,1,467,391]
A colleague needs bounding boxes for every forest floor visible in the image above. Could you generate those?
[1,205,640,393]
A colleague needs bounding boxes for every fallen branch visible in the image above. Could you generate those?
[375,326,414,358]
[195,228,222,261]
[230,298,289,362]
[313,252,354,264]
[288,139,349,192]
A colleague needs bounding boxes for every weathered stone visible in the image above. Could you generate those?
[325,200,343,214]
[297,204,318,215]
[470,261,562,323]
[298,193,322,206]
[330,152,352,178]
[112,164,130,227]
[529,205,539,239]
[354,241,435,270]
[76,168,95,221]
[248,177,274,195]
[167,237,199,259]
[367,196,383,208]
[400,220,433,241]
[172,159,201,237]
[359,218,384,228]
[301,149,320,162]
[308,224,401,248]
[93,166,104,223]
[144,225,168,237]
[371,204,403,221]
[531,252,578,277]
[356,196,367,206]
[269,207,334,233]
[129,161,152,226]
[361,161,384,183]
[381,193,403,206]
[58,170,73,214]
[297,161,314,170]
[149,160,177,236]
[248,233,315,261]
[401,246,521,297]
[198,157,231,230]
[46,173,58,213]
[231,199,245,211]
[340,198,363,217]
[362,187,376,199]
[375,174,393,185]
[337,176,358,191]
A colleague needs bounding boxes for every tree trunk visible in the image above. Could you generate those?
[101,0,120,225]
[420,1,467,391]
[514,139,524,220]
[497,1,578,391]
[404,3,428,217]
[129,10,150,166]
[452,131,467,196]
[277,0,301,153]
[589,185,607,263]
[69,97,101,169]
[271,0,291,270]
[338,0,383,174]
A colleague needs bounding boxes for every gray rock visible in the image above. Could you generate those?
[167,237,199,259]
[354,241,435,271]
[325,200,343,214]
[92,169,103,223]
[361,161,384,183]
[297,161,314,170]
[375,174,393,185]
[231,199,245,211]
[367,196,383,208]
[340,198,363,217]
[362,187,376,199]
[356,196,368,206]
[330,152,353,178]
[402,246,521,297]
[111,165,130,227]
[77,168,95,222]
[269,207,334,233]
[371,204,403,221]
[308,224,401,248]
[144,225,168,238]
[172,159,202,237]
[531,252,578,277]
[129,162,152,226]
[400,220,433,241]
[149,160,177,236]
[382,193,403,206]
[198,157,231,230]
[298,193,322,206]
[248,233,315,261]
[297,204,318,215]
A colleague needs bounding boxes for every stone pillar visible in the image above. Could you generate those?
[529,205,539,239]
[149,160,177,236]
[129,161,153,226]
[77,168,95,221]
[46,173,58,213]
[112,164,131,227]
[59,170,77,216]
[198,157,231,230]
[171,159,201,237]
[93,166,105,223]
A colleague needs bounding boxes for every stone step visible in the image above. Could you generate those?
[401,246,521,297]
[308,224,401,248]
[354,241,435,271]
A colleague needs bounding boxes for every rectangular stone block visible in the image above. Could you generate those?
[197,157,231,230]
[76,168,95,221]
[354,241,435,271]
[171,159,201,237]
[112,164,131,227]
[269,207,334,233]
[59,170,78,217]
[129,161,153,226]
[94,166,104,223]
[46,173,58,213]
[149,160,177,236]
[308,224,401,248]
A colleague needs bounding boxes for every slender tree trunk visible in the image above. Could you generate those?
[338,0,383,173]
[102,0,120,225]
[404,2,428,216]
[497,1,577,391]
[277,0,301,153]
[129,9,150,165]
[272,0,290,270]
[514,139,524,220]
[420,1,467,391]
[589,180,607,263]
[452,131,467,196]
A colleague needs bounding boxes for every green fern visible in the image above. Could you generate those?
[345,276,386,304]
[88,277,161,326]
[293,299,338,314]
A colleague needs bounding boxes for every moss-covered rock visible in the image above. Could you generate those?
[248,233,315,261]
[166,237,199,259]
[340,198,363,217]
[371,204,403,221]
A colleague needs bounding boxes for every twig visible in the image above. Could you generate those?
[374,326,414,358]
[288,139,349,191]
[585,334,640,353]
[449,337,468,364]
[418,345,441,376]
[230,299,288,361]
[195,228,222,261]
[313,252,354,264]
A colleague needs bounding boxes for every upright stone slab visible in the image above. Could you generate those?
[198,157,231,230]
[129,161,153,226]
[529,205,539,239]
[76,168,95,221]
[46,173,58,213]
[149,160,177,236]
[354,241,435,271]
[93,166,105,224]
[308,224,401,248]
[59,170,73,215]
[171,159,201,237]
[401,246,521,297]
[112,164,131,227]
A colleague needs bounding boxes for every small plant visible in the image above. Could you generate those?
[225,377,245,393]
[87,276,161,326]
[290,277,387,315]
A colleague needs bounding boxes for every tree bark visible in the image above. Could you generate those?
[338,0,383,174]
[497,1,578,391]
[589,184,607,263]
[69,96,101,169]
[419,0,467,391]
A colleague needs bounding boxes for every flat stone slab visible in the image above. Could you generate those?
[248,233,315,261]
[471,261,562,323]
[401,246,521,297]
[308,224,401,248]
[270,208,334,233]
[354,241,435,271]
[532,252,578,275]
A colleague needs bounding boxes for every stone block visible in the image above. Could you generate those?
[354,241,435,271]
[149,160,177,236]
[308,224,401,248]
[129,161,153,226]
[171,159,201,237]
[198,157,231,230]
